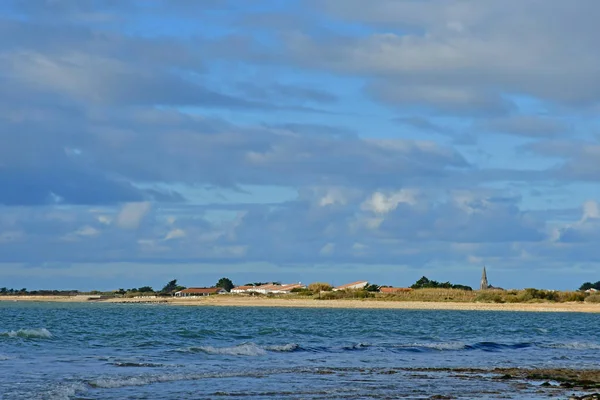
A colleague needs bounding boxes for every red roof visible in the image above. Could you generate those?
[179,288,224,294]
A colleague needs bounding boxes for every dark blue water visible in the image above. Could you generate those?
[1,303,599,399]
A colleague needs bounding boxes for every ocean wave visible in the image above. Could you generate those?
[112,362,166,368]
[182,342,300,356]
[188,343,267,356]
[265,343,300,352]
[466,342,532,351]
[45,382,89,400]
[404,342,467,351]
[0,328,52,339]
[541,342,600,350]
[343,343,371,350]
[88,370,271,389]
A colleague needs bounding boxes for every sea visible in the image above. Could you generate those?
[1,302,599,399]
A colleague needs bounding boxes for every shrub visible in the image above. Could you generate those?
[558,291,586,302]
[308,282,333,292]
[316,289,373,300]
[475,291,504,303]
[585,294,600,303]
[291,288,313,296]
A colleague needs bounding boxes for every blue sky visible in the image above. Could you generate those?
[2,0,600,291]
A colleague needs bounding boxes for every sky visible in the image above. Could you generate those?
[1,0,600,291]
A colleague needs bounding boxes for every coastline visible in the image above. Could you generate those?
[1,295,600,313]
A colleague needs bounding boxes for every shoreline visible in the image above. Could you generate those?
[1,295,600,313]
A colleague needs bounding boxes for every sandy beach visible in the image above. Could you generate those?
[2,294,600,313]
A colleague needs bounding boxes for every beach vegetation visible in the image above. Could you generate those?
[410,276,472,291]
[138,286,154,293]
[318,289,374,300]
[290,288,314,296]
[364,283,381,292]
[308,282,332,292]
[584,294,600,303]
[475,291,505,303]
[378,288,477,302]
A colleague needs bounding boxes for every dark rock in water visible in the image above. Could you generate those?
[540,381,553,387]
[427,395,455,400]
[498,374,512,380]
[569,393,600,400]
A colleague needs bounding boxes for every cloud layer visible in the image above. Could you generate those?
[1,0,599,290]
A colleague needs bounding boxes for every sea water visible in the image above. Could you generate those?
[1,302,599,399]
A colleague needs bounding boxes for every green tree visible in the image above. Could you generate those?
[579,281,600,291]
[138,286,154,293]
[364,283,381,292]
[215,277,234,292]
[161,279,185,294]
[410,276,471,291]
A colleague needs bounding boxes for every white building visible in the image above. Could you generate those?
[333,281,368,291]
[230,283,306,294]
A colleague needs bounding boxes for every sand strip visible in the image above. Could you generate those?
[1,295,599,313]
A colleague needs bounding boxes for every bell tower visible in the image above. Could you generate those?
[480,266,489,290]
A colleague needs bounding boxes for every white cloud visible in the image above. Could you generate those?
[582,200,600,222]
[320,242,335,255]
[116,202,151,229]
[164,228,186,241]
[361,189,418,214]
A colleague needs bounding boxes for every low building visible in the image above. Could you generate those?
[174,288,227,297]
[231,285,255,294]
[585,288,598,293]
[269,283,306,294]
[231,283,306,294]
[333,281,368,291]
[380,287,412,294]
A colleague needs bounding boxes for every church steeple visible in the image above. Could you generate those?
[480,266,489,290]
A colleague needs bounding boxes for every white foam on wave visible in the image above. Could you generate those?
[192,343,267,356]
[88,370,262,389]
[396,342,466,351]
[45,382,88,400]
[543,342,600,350]
[265,343,299,352]
[1,328,52,339]
[184,342,299,356]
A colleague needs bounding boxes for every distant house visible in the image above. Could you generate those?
[269,283,306,294]
[230,285,255,294]
[380,287,412,294]
[174,288,227,297]
[333,281,368,291]
[585,288,598,294]
[231,283,306,294]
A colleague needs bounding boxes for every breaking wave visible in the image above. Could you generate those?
[265,343,300,352]
[112,362,166,368]
[541,342,600,350]
[0,328,52,339]
[393,342,467,352]
[88,370,272,389]
[182,342,300,356]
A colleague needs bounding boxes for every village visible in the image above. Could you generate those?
[173,280,390,297]
[172,267,491,297]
